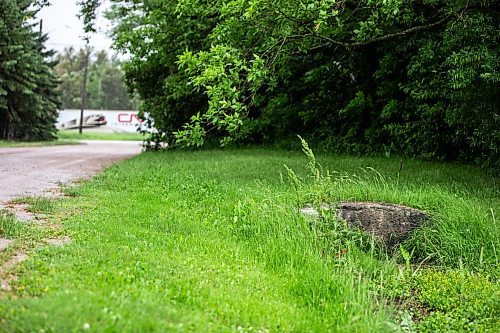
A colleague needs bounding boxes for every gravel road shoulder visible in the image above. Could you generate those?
[0,140,142,203]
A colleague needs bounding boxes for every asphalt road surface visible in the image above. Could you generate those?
[0,141,142,203]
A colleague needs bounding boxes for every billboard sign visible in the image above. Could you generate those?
[57,110,147,133]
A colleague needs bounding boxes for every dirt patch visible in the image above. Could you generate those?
[0,238,13,252]
[45,186,73,198]
[0,252,28,291]
[301,202,429,247]
[393,295,430,319]
[0,203,46,223]
[46,236,71,247]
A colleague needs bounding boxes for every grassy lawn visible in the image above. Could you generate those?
[0,140,79,148]
[0,148,498,332]
[57,131,145,141]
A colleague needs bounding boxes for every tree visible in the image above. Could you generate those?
[174,0,499,167]
[82,0,499,168]
[104,0,214,143]
[54,47,138,110]
[0,0,60,141]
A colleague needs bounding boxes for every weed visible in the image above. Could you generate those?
[413,270,499,332]
[0,212,27,239]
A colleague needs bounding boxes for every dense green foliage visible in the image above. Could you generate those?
[54,47,138,110]
[104,0,212,143]
[96,0,499,167]
[1,148,498,331]
[0,0,60,141]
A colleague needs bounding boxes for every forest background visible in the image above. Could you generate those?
[1,0,499,169]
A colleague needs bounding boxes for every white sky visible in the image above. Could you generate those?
[37,0,114,54]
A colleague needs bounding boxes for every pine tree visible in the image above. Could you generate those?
[0,0,60,141]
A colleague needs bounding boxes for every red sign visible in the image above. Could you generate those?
[118,113,143,123]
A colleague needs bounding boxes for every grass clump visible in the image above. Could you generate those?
[0,211,39,267]
[0,212,28,240]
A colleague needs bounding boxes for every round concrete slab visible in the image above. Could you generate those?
[301,202,429,247]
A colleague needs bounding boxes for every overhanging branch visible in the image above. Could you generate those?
[277,12,450,50]
[348,16,450,47]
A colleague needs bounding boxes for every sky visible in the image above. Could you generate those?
[37,0,114,55]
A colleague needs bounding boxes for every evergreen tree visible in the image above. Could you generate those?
[0,0,60,141]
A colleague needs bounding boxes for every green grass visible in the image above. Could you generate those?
[0,140,79,148]
[56,131,145,141]
[0,148,498,332]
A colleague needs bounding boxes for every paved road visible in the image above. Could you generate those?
[0,141,142,202]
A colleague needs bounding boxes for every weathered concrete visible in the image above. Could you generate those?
[301,202,429,247]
